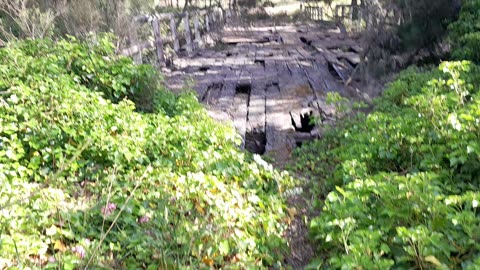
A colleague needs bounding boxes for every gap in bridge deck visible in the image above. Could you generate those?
[235,83,252,95]
[245,130,267,155]
[342,57,358,68]
[327,62,343,81]
[299,37,312,46]
[291,111,315,133]
[254,59,266,68]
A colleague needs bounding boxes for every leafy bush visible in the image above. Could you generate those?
[0,37,294,269]
[291,61,480,269]
[449,0,480,62]
[1,35,172,113]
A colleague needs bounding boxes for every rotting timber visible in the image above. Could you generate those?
[164,23,362,162]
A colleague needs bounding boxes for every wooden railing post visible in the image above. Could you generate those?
[170,14,180,53]
[219,9,224,25]
[129,23,143,64]
[205,12,210,32]
[123,8,228,64]
[227,9,231,24]
[210,10,216,28]
[184,12,193,55]
[194,12,203,48]
[151,16,165,67]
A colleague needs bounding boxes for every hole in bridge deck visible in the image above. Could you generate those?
[347,47,358,53]
[342,57,358,68]
[254,59,265,68]
[327,62,343,81]
[235,83,251,95]
[199,66,210,72]
[226,52,233,57]
[291,111,315,133]
[245,130,266,155]
[299,37,312,46]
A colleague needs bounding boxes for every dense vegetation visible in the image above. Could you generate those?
[0,37,295,269]
[289,3,480,268]
[289,3,480,266]
[294,64,480,269]
[292,62,480,269]
[2,0,480,269]
[449,0,480,63]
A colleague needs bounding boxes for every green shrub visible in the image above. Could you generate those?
[292,61,480,269]
[449,0,480,62]
[0,37,293,269]
[0,35,168,112]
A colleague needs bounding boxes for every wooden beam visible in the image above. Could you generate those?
[120,40,154,57]
[184,12,193,54]
[194,12,203,48]
[151,17,165,67]
[205,13,210,32]
[170,14,180,53]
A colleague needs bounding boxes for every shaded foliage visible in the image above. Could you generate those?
[449,0,480,63]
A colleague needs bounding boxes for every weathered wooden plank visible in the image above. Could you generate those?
[275,60,290,75]
[232,91,249,148]
[331,62,349,83]
[220,36,269,44]
[265,83,295,159]
[296,47,313,59]
[217,81,236,111]
[247,81,266,132]
[202,82,223,105]
[303,65,325,97]
[265,59,276,72]
[286,60,304,77]
[335,51,360,65]
[194,83,210,98]
[121,40,152,58]
[313,59,343,92]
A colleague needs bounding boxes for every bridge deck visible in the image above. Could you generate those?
[165,23,361,161]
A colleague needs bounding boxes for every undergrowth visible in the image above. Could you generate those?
[0,36,295,269]
[290,61,480,269]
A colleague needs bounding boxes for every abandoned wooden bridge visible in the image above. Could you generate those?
[162,23,362,161]
[119,5,365,160]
